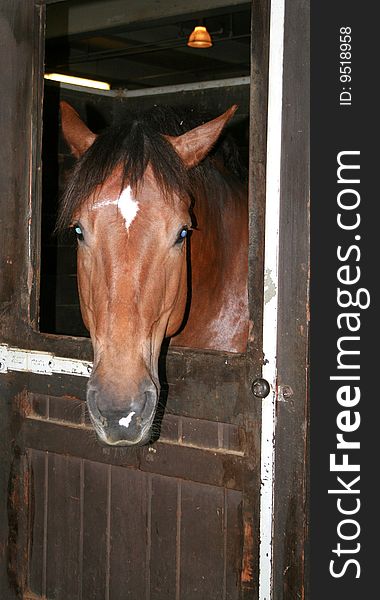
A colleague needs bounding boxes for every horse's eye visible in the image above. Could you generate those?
[175,227,188,245]
[74,224,84,242]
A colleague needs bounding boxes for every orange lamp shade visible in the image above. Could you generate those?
[187,26,212,48]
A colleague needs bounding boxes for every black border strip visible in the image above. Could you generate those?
[311,2,378,597]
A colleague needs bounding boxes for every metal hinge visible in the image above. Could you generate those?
[0,344,92,377]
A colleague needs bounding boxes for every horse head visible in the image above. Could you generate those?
[60,101,237,446]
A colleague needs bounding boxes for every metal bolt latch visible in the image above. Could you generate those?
[251,378,271,398]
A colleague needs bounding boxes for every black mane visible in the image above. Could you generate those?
[57,104,246,231]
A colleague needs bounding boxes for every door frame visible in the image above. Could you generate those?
[266,0,310,597]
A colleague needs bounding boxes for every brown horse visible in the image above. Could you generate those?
[59,101,248,446]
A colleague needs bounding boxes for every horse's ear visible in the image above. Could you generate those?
[60,101,97,158]
[165,105,238,169]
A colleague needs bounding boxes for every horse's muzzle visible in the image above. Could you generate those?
[86,382,158,446]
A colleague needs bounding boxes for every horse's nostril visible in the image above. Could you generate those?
[141,389,157,418]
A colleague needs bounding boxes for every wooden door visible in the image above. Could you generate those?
[0,1,267,599]
[0,1,307,599]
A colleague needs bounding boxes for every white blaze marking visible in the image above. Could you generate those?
[92,186,139,231]
[119,411,136,428]
[117,186,139,230]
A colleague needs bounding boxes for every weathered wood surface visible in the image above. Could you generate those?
[273,0,310,597]
[26,450,244,600]
[0,1,267,598]
[0,1,45,598]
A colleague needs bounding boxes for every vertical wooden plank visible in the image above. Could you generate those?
[28,450,46,597]
[273,0,310,597]
[180,481,225,600]
[176,481,181,600]
[0,1,37,327]
[82,460,108,600]
[225,489,243,600]
[109,466,148,599]
[248,0,271,367]
[0,0,44,593]
[46,453,81,599]
[245,2,272,595]
[149,475,178,600]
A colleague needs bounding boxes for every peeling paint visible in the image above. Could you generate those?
[264,267,276,305]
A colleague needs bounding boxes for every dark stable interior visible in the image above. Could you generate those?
[40,0,250,336]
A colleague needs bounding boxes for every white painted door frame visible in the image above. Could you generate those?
[258,0,286,598]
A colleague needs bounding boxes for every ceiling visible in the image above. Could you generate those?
[45,0,251,90]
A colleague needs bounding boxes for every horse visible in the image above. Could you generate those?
[58,101,249,446]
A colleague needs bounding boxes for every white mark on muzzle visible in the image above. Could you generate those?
[119,411,136,428]
[117,186,139,230]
